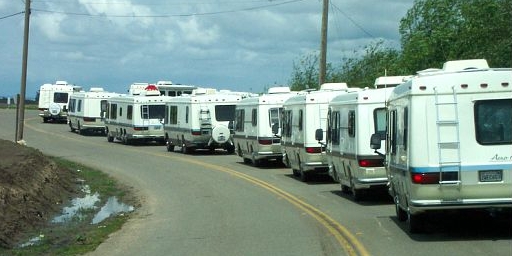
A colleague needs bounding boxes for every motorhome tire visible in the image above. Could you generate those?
[350,177,362,201]
[166,140,175,152]
[341,184,350,194]
[107,135,114,143]
[395,196,408,221]
[69,122,75,132]
[351,186,362,201]
[77,123,82,135]
[226,146,235,154]
[181,144,190,154]
[299,166,308,182]
[407,212,424,234]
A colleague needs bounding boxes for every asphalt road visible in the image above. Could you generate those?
[1,109,511,256]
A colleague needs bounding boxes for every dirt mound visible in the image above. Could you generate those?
[0,139,78,249]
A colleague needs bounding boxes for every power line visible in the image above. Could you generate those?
[330,1,374,38]
[31,0,306,18]
[0,11,25,20]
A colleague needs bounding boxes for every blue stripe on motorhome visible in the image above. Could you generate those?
[407,164,512,173]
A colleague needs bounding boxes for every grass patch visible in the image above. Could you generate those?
[0,158,138,256]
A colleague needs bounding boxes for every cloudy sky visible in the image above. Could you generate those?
[0,0,413,99]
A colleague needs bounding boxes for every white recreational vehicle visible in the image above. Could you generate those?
[68,88,121,135]
[371,59,512,233]
[104,85,170,144]
[233,87,297,166]
[318,87,394,200]
[37,81,82,123]
[163,88,242,154]
[281,83,358,181]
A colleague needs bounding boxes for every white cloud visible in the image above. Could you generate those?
[78,0,154,28]
[177,18,220,45]
[33,13,69,41]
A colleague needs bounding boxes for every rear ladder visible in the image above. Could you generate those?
[434,86,462,185]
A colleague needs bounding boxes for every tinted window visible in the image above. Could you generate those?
[475,99,512,145]
[215,105,236,121]
[141,105,165,119]
[54,92,68,103]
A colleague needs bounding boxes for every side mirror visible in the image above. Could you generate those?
[315,128,323,141]
[228,120,234,130]
[370,133,382,150]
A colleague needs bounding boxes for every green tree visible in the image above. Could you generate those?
[399,0,512,72]
[334,41,408,88]
[288,53,337,91]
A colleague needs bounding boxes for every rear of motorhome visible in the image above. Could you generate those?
[68,88,121,135]
[233,87,297,166]
[104,85,169,144]
[281,83,358,181]
[164,88,242,154]
[372,59,512,233]
[321,87,394,200]
[37,81,82,123]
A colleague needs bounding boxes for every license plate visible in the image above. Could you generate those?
[479,170,502,182]
[153,125,161,130]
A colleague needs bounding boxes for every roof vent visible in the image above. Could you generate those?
[442,59,489,71]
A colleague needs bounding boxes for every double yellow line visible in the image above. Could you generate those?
[158,154,370,256]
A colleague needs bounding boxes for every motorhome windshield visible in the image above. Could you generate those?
[215,105,236,121]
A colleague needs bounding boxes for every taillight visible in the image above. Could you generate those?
[134,127,148,131]
[358,159,384,167]
[411,173,439,184]
[191,130,201,136]
[258,139,272,145]
[305,147,322,154]
[83,117,96,122]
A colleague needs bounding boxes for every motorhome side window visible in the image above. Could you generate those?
[348,111,355,137]
[475,99,512,145]
[389,110,397,154]
[100,100,108,113]
[186,106,189,123]
[282,110,292,137]
[269,108,282,128]
[69,99,76,112]
[76,100,82,112]
[251,109,257,126]
[326,110,332,142]
[169,106,178,124]
[403,107,408,150]
[235,109,244,132]
[53,92,68,103]
[374,108,387,137]
[110,104,117,120]
[298,110,303,131]
[215,105,236,121]
[331,111,340,144]
[127,105,133,120]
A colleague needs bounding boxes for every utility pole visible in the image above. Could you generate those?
[318,0,329,86]
[16,0,31,143]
